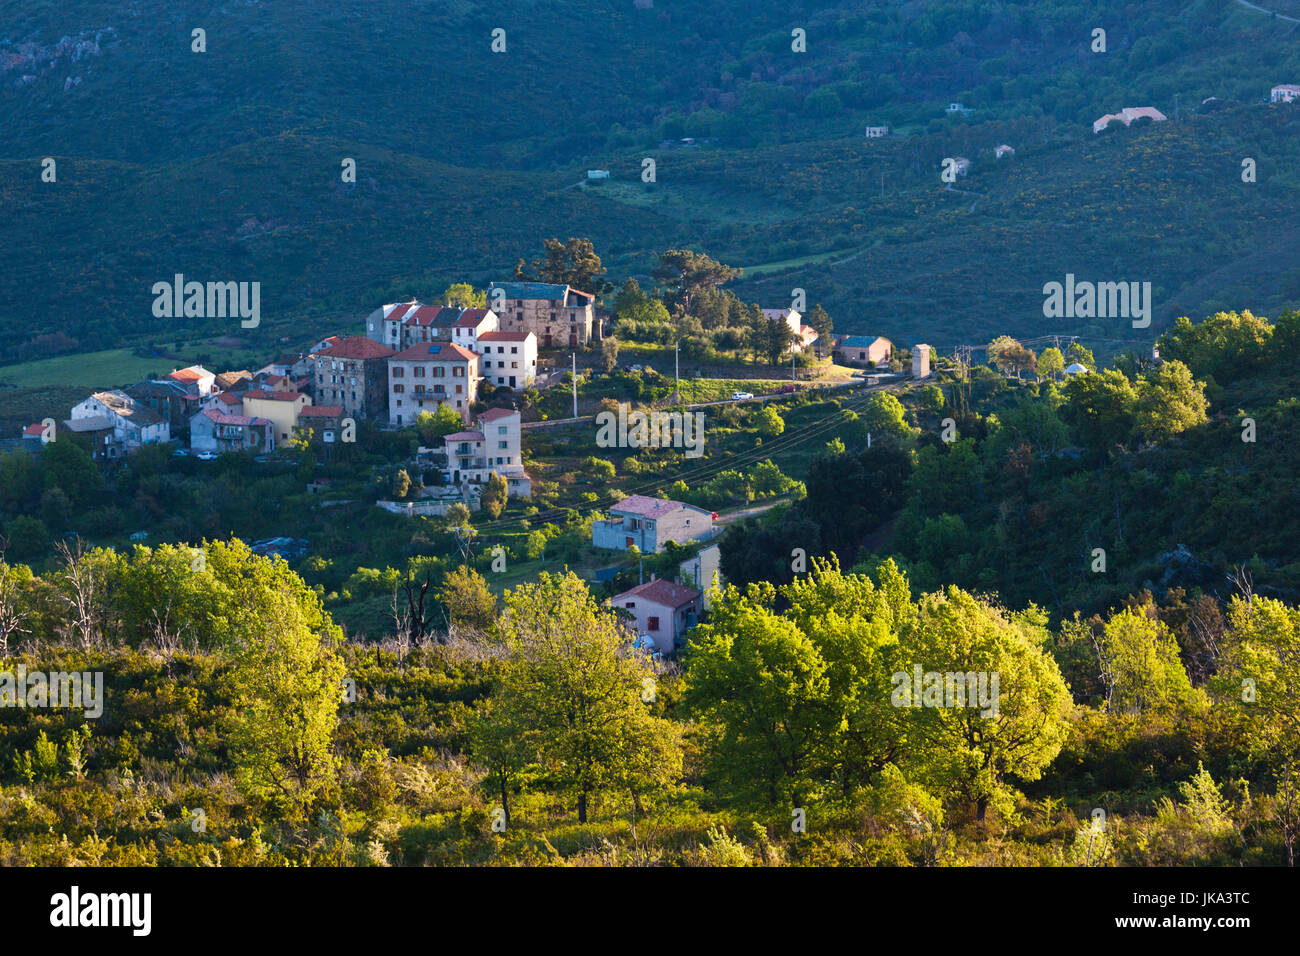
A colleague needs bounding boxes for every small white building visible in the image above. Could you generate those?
[587,169,611,179]
[1064,362,1089,376]
[443,407,531,497]
[912,344,932,379]
[611,577,703,654]
[865,125,889,138]
[450,308,499,352]
[1271,84,1300,103]
[476,331,537,390]
[70,390,170,452]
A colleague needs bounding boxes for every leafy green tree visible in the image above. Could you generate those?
[906,587,1072,821]
[442,282,485,308]
[755,405,785,438]
[493,572,681,822]
[417,404,464,444]
[481,472,508,519]
[516,237,608,292]
[1037,346,1065,381]
[1157,310,1272,383]
[437,564,497,631]
[806,303,834,341]
[1134,360,1208,442]
[39,439,102,507]
[1095,607,1199,714]
[856,392,915,446]
[1062,369,1137,454]
[600,336,620,372]
[224,584,346,813]
[685,582,833,805]
[653,249,742,314]
[1065,342,1096,371]
[391,468,412,499]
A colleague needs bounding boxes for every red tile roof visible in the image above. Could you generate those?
[390,341,477,362]
[478,331,531,342]
[445,430,484,442]
[479,408,517,422]
[22,423,46,436]
[614,578,701,609]
[317,336,396,360]
[612,494,690,519]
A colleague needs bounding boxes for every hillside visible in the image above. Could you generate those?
[5,1,1300,366]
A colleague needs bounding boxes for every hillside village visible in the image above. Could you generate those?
[12,269,949,654]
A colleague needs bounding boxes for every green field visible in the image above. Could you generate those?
[0,349,180,389]
[0,342,269,390]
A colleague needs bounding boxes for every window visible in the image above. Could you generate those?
[453,367,464,377]
[647,616,660,631]
[498,441,507,449]
[414,366,425,377]
[394,384,405,393]
[393,367,404,377]
[511,346,518,354]
[498,425,507,434]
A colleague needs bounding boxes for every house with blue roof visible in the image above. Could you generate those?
[488,281,595,348]
[833,335,893,369]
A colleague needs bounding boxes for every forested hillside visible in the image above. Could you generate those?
[5,0,1300,363]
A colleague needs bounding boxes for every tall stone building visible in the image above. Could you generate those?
[312,336,396,421]
[487,281,595,348]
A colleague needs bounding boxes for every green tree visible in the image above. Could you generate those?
[600,336,620,372]
[517,237,608,292]
[1065,342,1096,371]
[653,249,742,314]
[417,404,464,444]
[391,468,412,499]
[1095,607,1199,714]
[807,303,834,341]
[1037,346,1065,381]
[685,583,832,805]
[1062,369,1137,454]
[857,392,914,446]
[906,587,1072,821]
[493,572,682,822]
[481,472,508,519]
[755,405,785,438]
[442,282,486,308]
[1134,360,1208,442]
[437,564,498,631]
[224,584,346,813]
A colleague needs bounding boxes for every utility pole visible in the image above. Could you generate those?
[791,349,796,381]
[571,352,578,418]
[674,340,680,400]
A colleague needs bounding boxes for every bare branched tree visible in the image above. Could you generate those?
[0,539,33,656]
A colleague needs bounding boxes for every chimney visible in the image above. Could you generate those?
[650,572,656,581]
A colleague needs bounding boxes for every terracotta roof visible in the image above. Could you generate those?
[612,494,690,519]
[478,331,531,342]
[215,392,242,406]
[299,405,344,418]
[390,341,477,362]
[168,366,210,383]
[22,423,46,436]
[317,336,396,359]
[445,430,484,442]
[478,407,517,422]
[614,578,701,609]
[201,408,263,426]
